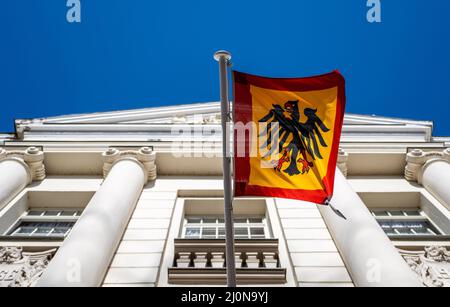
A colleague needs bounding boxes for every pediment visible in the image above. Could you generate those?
[31,102,432,127]
[10,102,436,144]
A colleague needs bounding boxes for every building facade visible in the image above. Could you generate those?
[0,102,449,287]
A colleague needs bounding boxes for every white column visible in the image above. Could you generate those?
[36,147,157,287]
[408,149,450,208]
[318,170,422,287]
[0,147,45,210]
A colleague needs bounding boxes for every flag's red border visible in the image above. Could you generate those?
[233,70,346,204]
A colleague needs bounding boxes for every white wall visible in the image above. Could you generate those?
[101,177,352,287]
[275,198,353,287]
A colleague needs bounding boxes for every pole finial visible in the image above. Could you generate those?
[214,50,232,62]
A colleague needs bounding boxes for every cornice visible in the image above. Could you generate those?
[12,123,434,144]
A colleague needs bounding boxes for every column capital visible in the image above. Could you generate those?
[102,147,157,183]
[0,147,46,182]
[0,149,6,160]
[337,148,349,178]
[405,149,450,182]
[444,148,450,162]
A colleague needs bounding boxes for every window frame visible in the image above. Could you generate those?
[181,215,271,240]
[371,208,445,238]
[5,208,83,239]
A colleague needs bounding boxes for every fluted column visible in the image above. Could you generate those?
[405,149,450,208]
[0,147,46,210]
[36,147,157,287]
[318,169,422,287]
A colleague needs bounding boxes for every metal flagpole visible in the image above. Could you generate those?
[214,50,237,287]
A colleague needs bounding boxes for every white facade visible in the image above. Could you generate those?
[1,102,449,287]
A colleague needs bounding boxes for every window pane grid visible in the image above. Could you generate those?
[8,209,82,238]
[11,222,74,237]
[372,209,441,237]
[184,216,268,239]
[371,209,423,218]
[27,210,81,218]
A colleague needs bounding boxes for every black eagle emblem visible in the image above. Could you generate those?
[259,100,330,176]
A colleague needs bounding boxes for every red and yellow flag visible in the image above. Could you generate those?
[233,70,346,204]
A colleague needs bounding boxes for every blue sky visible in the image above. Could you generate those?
[1,1,450,135]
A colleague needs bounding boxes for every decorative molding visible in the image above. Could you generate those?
[0,247,56,288]
[337,148,349,177]
[405,149,450,182]
[102,147,157,182]
[0,147,46,181]
[169,239,286,285]
[168,268,287,285]
[400,246,450,287]
[24,101,433,127]
[171,116,188,124]
[12,101,436,144]
[170,114,221,124]
[202,114,221,124]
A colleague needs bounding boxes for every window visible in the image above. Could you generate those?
[7,209,82,238]
[371,209,442,237]
[183,216,269,239]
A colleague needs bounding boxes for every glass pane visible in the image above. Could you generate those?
[185,227,200,238]
[404,210,422,217]
[28,210,44,216]
[21,222,40,228]
[414,227,432,235]
[379,221,391,229]
[249,218,263,224]
[385,229,397,235]
[234,218,247,224]
[395,228,413,235]
[218,228,225,238]
[60,211,77,217]
[43,210,60,217]
[11,222,74,237]
[202,228,216,238]
[389,211,405,217]
[379,219,440,236]
[202,218,217,224]
[218,218,225,224]
[408,222,426,229]
[52,227,71,236]
[14,226,35,235]
[373,211,389,217]
[58,222,74,228]
[187,218,201,224]
[34,227,53,235]
[250,228,265,236]
[235,228,249,238]
[391,222,406,228]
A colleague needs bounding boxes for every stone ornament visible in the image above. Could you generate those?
[337,148,349,177]
[171,116,188,124]
[203,114,221,124]
[173,251,280,269]
[405,149,450,182]
[0,147,46,182]
[102,147,157,183]
[171,114,222,124]
[169,239,286,285]
[400,246,450,287]
[0,247,56,288]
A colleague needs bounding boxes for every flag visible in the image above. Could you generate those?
[233,70,346,204]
